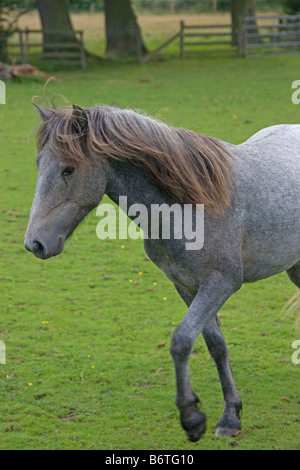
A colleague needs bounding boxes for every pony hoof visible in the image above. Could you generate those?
[215,426,241,437]
[181,411,206,442]
[216,412,241,437]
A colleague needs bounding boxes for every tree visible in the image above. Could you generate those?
[36,0,79,52]
[0,1,29,63]
[231,0,257,46]
[104,0,147,56]
[282,0,300,14]
[0,0,7,62]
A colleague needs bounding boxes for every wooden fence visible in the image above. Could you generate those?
[7,29,86,69]
[139,15,300,62]
[179,20,234,58]
[139,20,235,62]
[138,31,180,63]
[241,15,300,58]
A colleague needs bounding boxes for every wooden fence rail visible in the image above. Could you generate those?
[138,31,180,63]
[138,15,300,62]
[138,20,235,62]
[6,29,86,69]
[179,20,234,58]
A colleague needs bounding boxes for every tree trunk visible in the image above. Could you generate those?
[36,0,78,52]
[0,0,8,62]
[104,0,147,56]
[231,0,257,46]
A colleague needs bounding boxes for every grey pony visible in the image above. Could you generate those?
[25,104,300,442]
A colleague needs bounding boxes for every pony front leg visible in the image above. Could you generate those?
[203,316,242,436]
[170,271,241,442]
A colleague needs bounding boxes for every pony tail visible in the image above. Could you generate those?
[282,290,300,330]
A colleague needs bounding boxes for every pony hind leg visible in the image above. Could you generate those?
[286,262,300,326]
[171,272,241,442]
[287,261,300,288]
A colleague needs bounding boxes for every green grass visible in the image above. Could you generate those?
[0,53,300,450]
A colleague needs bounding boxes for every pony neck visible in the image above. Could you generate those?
[105,158,169,209]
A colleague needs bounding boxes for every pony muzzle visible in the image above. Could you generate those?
[24,235,64,259]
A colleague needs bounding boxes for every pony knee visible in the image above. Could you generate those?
[170,329,194,363]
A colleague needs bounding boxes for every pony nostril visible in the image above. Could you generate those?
[32,240,46,257]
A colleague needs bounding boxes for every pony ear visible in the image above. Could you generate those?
[33,103,54,121]
[72,104,88,135]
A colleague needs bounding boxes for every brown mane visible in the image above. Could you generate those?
[36,105,235,214]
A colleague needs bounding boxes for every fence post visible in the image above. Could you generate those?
[237,16,245,57]
[25,26,29,55]
[19,31,25,64]
[79,32,86,69]
[272,25,277,55]
[136,30,143,63]
[298,15,300,52]
[180,20,185,59]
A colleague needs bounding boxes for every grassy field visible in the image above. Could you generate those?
[1,30,300,450]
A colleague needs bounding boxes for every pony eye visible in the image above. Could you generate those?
[62,167,74,178]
